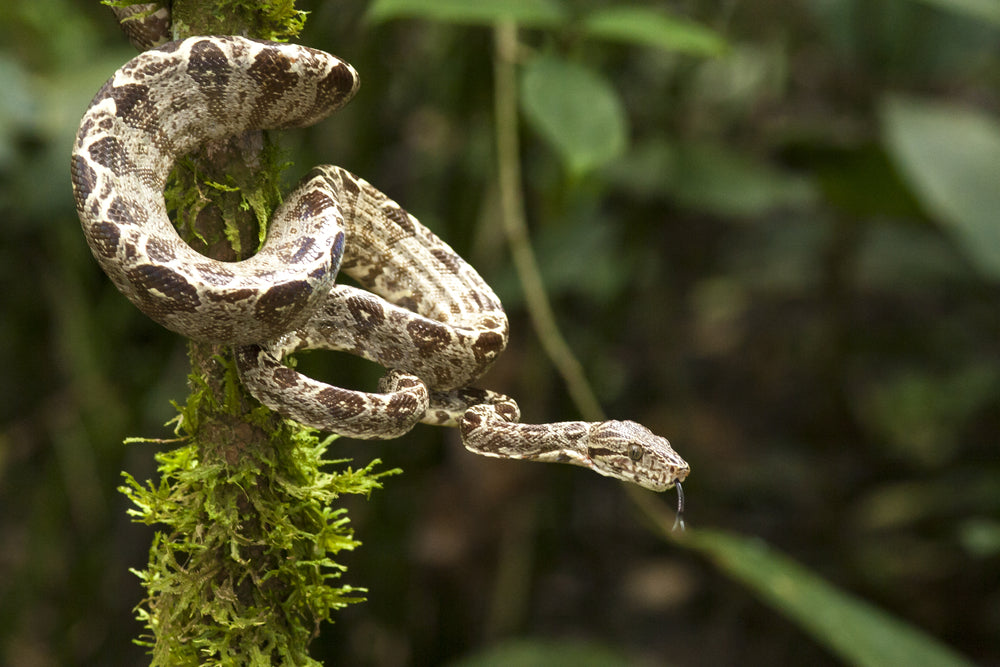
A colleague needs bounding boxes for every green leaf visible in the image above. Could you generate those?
[682,529,975,667]
[582,6,728,56]
[367,0,566,28]
[520,55,627,175]
[881,95,1000,280]
[902,0,1000,27]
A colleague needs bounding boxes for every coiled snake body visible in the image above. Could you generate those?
[71,15,689,492]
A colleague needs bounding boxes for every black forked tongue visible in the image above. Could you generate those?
[671,481,686,532]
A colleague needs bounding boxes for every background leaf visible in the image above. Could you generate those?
[881,95,1000,280]
[582,6,728,56]
[367,0,566,27]
[902,0,1000,26]
[520,55,627,175]
[683,529,976,667]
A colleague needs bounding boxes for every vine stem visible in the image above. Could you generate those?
[492,21,605,424]
[492,21,683,532]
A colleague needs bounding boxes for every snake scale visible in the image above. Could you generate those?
[70,5,690,493]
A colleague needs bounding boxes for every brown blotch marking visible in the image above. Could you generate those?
[303,62,358,124]
[457,388,489,403]
[106,196,140,227]
[315,62,358,113]
[337,170,361,201]
[395,295,419,312]
[317,388,366,418]
[397,375,424,390]
[247,46,300,125]
[385,205,415,235]
[145,237,176,263]
[406,319,450,354]
[87,136,131,177]
[465,290,487,310]
[460,409,483,437]
[386,392,419,419]
[70,154,97,201]
[430,248,462,274]
[272,366,299,389]
[254,280,312,325]
[495,402,519,423]
[288,236,316,264]
[471,331,505,363]
[109,83,152,126]
[206,287,256,303]
[346,295,385,330]
[382,372,423,392]
[126,264,201,314]
[186,39,230,98]
[292,188,335,220]
[122,242,139,262]
[87,222,120,258]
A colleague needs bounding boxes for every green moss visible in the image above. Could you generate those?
[104,0,306,42]
[174,0,306,43]
[120,353,400,666]
[108,1,390,662]
[163,139,289,260]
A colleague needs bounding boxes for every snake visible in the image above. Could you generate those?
[70,6,690,493]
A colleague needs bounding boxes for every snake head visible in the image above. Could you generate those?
[585,420,689,492]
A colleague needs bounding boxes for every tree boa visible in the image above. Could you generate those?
[69,4,690,494]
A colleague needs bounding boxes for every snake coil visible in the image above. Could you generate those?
[71,8,690,493]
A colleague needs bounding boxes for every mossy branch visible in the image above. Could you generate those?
[108,2,392,664]
[491,23,685,535]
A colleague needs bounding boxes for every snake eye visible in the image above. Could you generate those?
[628,443,643,462]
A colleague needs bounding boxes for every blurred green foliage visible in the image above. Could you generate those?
[520,55,628,176]
[1,0,998,665]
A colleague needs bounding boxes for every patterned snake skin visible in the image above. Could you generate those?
[70,8,690,492]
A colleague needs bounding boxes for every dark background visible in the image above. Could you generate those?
[1,1,998,665]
